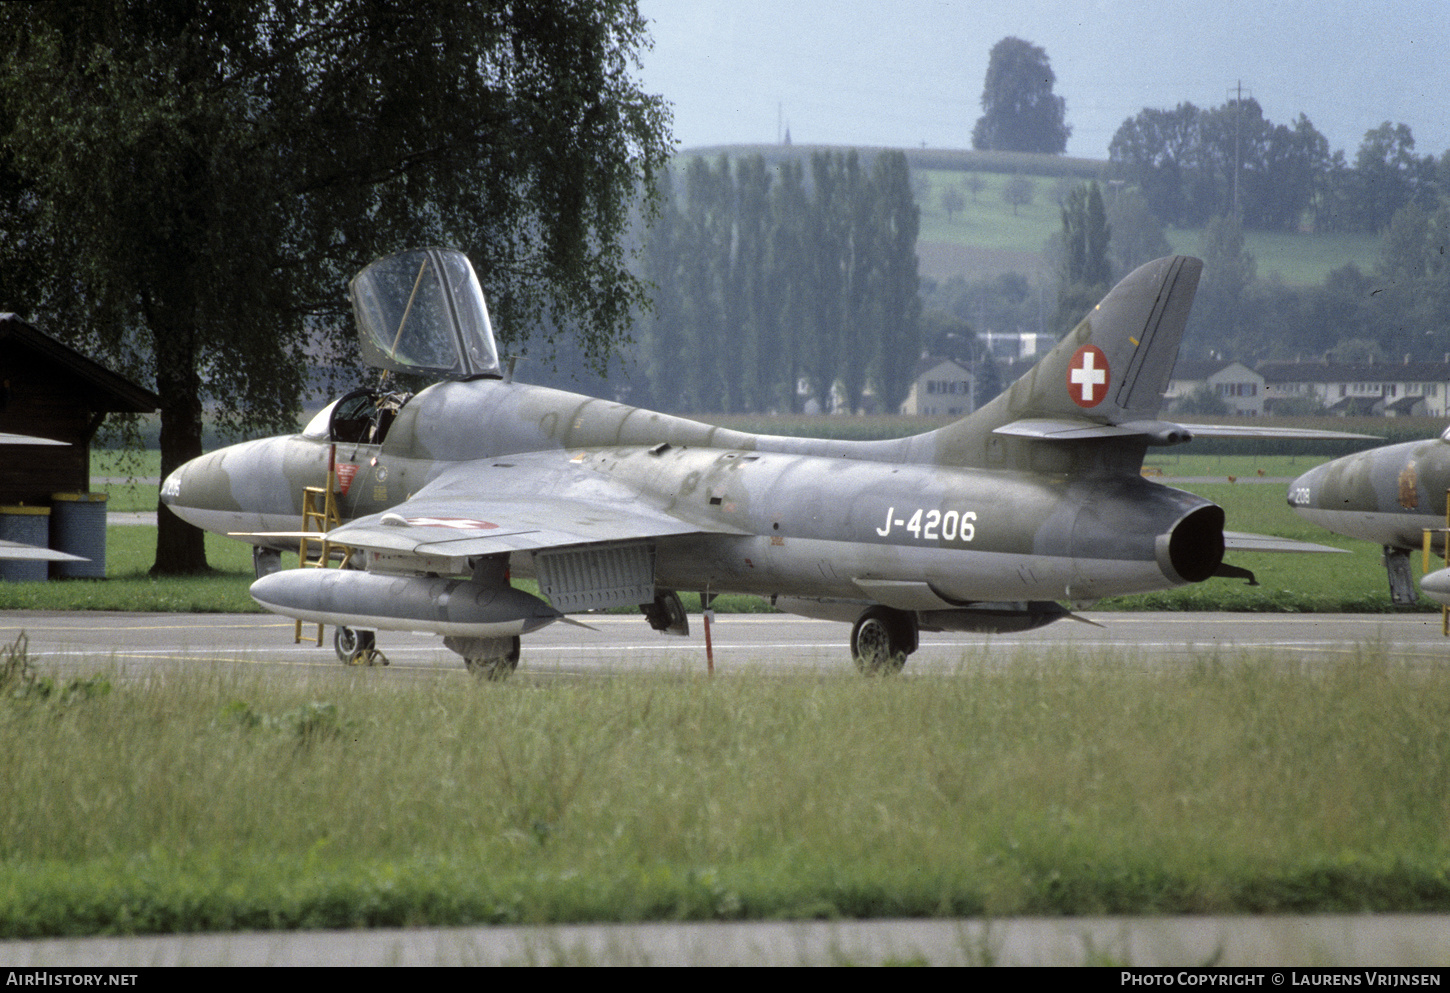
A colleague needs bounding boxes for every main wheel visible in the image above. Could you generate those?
[334,627,377,665]
[463,636,521,681]
[851,608,912,675]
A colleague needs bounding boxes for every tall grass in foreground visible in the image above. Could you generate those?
[2,643,1448,935]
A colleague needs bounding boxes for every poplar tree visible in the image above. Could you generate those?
[1055,182,1112,333]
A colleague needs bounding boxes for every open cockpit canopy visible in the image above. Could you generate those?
[349,248,501,380]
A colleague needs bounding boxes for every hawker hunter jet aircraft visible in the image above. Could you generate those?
[1289,431,1450,607]
[162,248,1348,676]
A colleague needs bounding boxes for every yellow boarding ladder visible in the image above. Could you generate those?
[1421,488,1450,637]
[294,449,351,646]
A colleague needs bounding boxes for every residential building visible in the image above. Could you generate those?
[1165,360,1265,416]
[1257,358,1450,417]
[900,357,973,417]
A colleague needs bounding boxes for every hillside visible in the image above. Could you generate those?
[914,164,1380,287]
[677,144,1382,288]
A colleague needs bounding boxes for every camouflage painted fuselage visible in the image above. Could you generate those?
[164,372,1222,610]
[1289,435,1450,552]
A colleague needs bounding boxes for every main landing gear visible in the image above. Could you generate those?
[850,606,918,675]
[335,626,387,666]
[444,635,521,681]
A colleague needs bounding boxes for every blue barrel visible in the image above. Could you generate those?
[50,492,108,579]
[0,506,51,582]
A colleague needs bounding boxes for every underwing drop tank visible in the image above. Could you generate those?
[249,569,562,637]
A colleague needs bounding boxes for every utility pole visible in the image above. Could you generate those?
[1228,80,1251,220]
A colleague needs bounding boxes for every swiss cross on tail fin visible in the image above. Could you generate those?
[1067,345,1110,407]
[1056,255,1201,421]
[909,255,1373,467]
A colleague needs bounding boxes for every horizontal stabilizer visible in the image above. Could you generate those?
[1223,531,1348,554]
[994,418,1379,445]
[1175,423,1379,441]
[994,418,1194,444]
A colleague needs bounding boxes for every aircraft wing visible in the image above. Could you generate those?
[1223,531,1348,554]
[0,539,85,562]
[326,454,715,559]
[0,432,67,446]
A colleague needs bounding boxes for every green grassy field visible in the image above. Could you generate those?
[2,641,1447,937]
[1163,227,1381,287]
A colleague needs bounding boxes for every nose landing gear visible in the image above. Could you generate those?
[335,626,387,666]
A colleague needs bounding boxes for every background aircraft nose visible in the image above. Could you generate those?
[1420,568,1450,606]
[160,464,185,507]
[1287,463,1323,511]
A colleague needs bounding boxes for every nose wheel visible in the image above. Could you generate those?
[335,627,387,665]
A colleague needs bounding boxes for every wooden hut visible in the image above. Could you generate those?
[0,314,160,577]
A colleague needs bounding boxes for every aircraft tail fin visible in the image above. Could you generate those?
[923,255,1202,466]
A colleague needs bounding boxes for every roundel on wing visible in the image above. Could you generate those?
[1067,344,1110,408]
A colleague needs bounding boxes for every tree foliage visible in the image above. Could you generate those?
[1109,100,1449,235]
[1346,123,1441,232]
[1000,174,1035,216]
[1161,196,1450,370]
[638,151,920,416]
[971,38,1070,155]
[1186,214,1259,360]
[0,1,670,573]
[1053,182,1112,333]
[1109,99,1331,231]
[1104,186,1171,276]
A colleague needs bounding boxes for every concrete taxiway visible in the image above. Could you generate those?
[5,609,1447,680]
[3,913,1449,966]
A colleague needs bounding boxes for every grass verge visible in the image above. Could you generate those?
[2,640,1447,936]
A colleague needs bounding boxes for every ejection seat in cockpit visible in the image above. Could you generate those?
[327,388,410,447]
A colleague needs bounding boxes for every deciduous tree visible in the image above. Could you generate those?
[971,37,1070,154]
[0,1,670,573]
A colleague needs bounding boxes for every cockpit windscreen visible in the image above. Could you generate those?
[349,248,502,379]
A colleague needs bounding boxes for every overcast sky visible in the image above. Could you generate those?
[635,0,1450,161]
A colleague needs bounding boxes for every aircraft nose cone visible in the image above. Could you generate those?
[157,447,245,530]
[160,465,184,507]
[1421,568,1450,606]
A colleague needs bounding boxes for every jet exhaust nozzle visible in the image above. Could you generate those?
[1155,504,1226,585]
[249,568,562,637]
